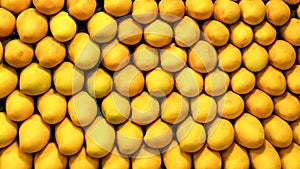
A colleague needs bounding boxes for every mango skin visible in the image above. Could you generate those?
[0,112,17,148]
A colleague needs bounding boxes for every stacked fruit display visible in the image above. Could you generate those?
[1,0,300,168]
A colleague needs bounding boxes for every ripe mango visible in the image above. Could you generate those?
[174,16,200,47]
[4,39,34,68]
[35,36,66,68]
[53,62,85,96]
[280,18,300,46]
[221,142,250,169]
[133,44,159,71]
[266,0,290,26]
[114,65,144,97]
[144,19,173,47]
[217,91,244,119]
[291,118,300,145]
[19,62,51,96]
[191,93,217,123]
[101,147,130,169]
[193,144,222,169]
[0,63,18,99]
[34,142,67,169]
[0,141,32,169]
[1,0,31,14]
[161,92,189,124]
[185,0,213,20]
[279,142,300,169]
[6,90,34,122]
[146,68,174,97]
[16,8,48,43]
[273,92,300,121]
[69,147,99,169]
[67,0,96,21]
[202,20,229,47]
[132,0,158,24]
[256,65,286,96]
[55,117,84,156]
[19,114,50,153]
[0,112,17,148]
[286,65,300,94]
[37,89,67,124]
[144,118,173,149]
[159,0,185,22]
[117,120,143,155]
[131,91,160,125]
[86,68,112,98]
[230,21,253,48]
[0,7,15,37]
[234,113,265,149]
[104,0,132,17]
[217,43,242,72]
[254,21,277,46]
[160,43,187,72]
[118,18,142,45]
[230,67,255,94]
[33,0,64,15]
[239,0,265,25]
[204,68,230,96]
[176,116,206,153]
[131,144,161,169]
[101,92,130,124]
[162,141,192,169]
[213,0,240,24]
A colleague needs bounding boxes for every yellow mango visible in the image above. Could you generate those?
[35,36,66,68]
[244,89,273,119]
[202,20,229,47]
[175,67,203,97]
[266,0,290,26]
[101,92,130,124]
[188,40,217,73]
[55,117,84,156]
[133,44,159,71]
[217,43,242,72]
[86,68,112,98]
[0,41,2,63]
[33,0,64,15]
[144,19,173,47]
[118,18,142,45]
[174,16,200,47]
[162,141,192,169]
[254,21,277,46]
[37,89,67,124]
[104,0,132,17]
[102,40,130,71]
[217,91,244,119]
[256,65,286,96]
[4,39,33,68]
[286,65,300,94]
[185,0,213,20]
[6,90,34,122]
[131,91,160,125]
[292,118,300,145]
[176,116,206,153]
[204,68,230,96]
[0,63,18,99]
[132,144,161,169]
[159,0,184,22]
[193,144,222,169]
[117,120,143,155]
[279,142,300,169]
[19,62,51,96]
[68,91,97,127]
[239,0,265,25]
[263,115,293,148]
[207,118,235,151]
[85,117,115,158]
[230,21,253,48]
[0,0,31,14]
[221,142,250,169]
[144,118,173,149]
[249,140,281,169]
[69,147,99,169]
[191,93,217,123]
[234,113,265,149]
[280,18,300,46]
[114,65,144,97]
[132,0,158,24]
[274,92,300,121]
[161,92,189,124]
[230,67,255,94]
[213,0,240,24]
[19,114,50,153]
[0,7,15,37]
[34,142,67,169]
[53,62,84,96]
[67,0,96,21]
[16,8,48,43]
[0,141,32,169]
[87,11,117,43]
[284,0,300,4]
[0,112,17,148]
[146,68,174,97]
[101,147,130,169]
[160,43,187,72]
[268,40,296,70]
